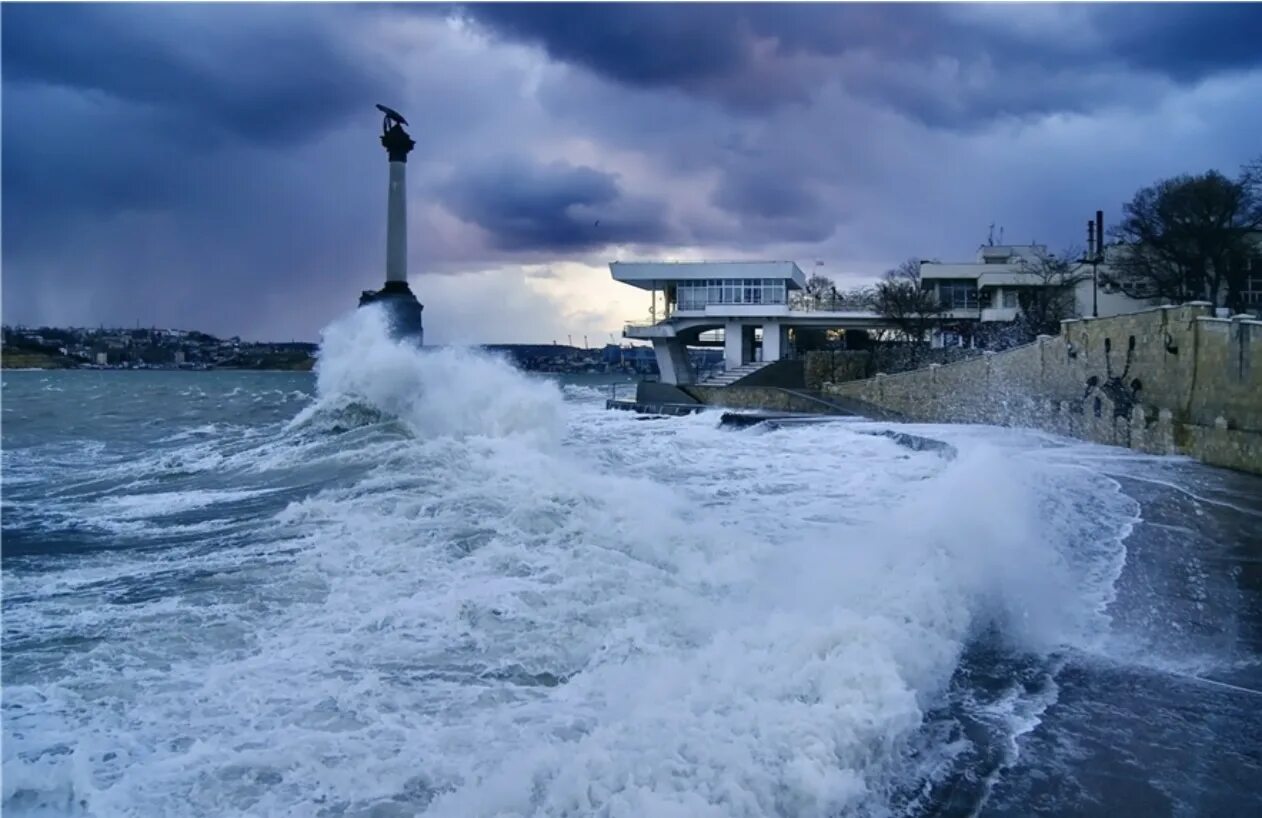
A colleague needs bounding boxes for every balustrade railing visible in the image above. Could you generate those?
[788,293,879,312]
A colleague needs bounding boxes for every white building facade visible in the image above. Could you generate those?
[612,261,890,385]
[919,244,1159,347]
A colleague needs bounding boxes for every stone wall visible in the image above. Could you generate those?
[823,303,1262,474]
[804,347,983,390]
[685,385,869,415]
[733,360,806,388]
[804,351,871,390]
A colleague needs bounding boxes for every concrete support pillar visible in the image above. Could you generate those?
[652,338,695,386]
[762,323,779,362]
[762,322,790,362]
[386,161,408,283]
[724,321,745,369]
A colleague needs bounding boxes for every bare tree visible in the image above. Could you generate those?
[803,273,834,299]
[835,285,877,310]
[1013,247,1089,335]
[873,258,945,362]
[1243,155,1262,193]
[792,272,838,310]
[1113,165,1262,311]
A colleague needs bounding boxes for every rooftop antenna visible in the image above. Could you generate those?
[998,226,1004,244]
[987,223,995,246]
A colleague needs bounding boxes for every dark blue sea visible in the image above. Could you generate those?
[4,309,1261,817]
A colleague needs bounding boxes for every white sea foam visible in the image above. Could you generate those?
[1,312,1142,818]
[297,307,566,444]
[91,488,275,521]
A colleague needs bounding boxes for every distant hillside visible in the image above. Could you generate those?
[1,347,80,369]
[481,344,584,356]
[213,350,316,371]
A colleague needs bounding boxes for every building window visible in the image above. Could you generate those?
[1245,260,1262,306]
[1002,290,1018,309]
[1244,274,1262,306]
[938,281,979,309]
[675,277,789,308]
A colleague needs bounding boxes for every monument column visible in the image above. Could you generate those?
[358,104,424,343]
[382,123,413,284]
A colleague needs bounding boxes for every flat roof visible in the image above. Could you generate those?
[610,260,806,290]
[921,263,1079,288]
[920,263,1016,280]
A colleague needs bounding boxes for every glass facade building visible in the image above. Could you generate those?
[675,279,788,310]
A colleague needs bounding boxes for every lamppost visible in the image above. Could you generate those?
[1082,209,1104,318]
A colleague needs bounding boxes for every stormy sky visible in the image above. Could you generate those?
[4,3,1261,344]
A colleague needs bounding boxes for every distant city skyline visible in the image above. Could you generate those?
[4,3,1261,343]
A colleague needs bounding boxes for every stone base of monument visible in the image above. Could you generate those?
[358,281,424,344]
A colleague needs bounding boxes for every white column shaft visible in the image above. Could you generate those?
[724,321,745,369]
[763,322,784,361]
[386,161,408,283]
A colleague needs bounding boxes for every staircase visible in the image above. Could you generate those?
[698,361,773,387]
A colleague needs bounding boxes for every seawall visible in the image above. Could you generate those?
[683,385,899,418]
[804,347,982,390]
[821,303,1262,474]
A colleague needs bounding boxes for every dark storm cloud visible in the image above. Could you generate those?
[2,3,391,227]
[713,172,818,221]
[460,2,1262,126]
[1,86,186,216]
[706,168,836,244]
[1097,4,1262,82]
[3,3,1261,344]
[458,2,846,110]
[1,3,383,145]
[456,3,747,86]
[1,3,393,340]
[438,157,672,251]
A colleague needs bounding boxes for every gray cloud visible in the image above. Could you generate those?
[1095,4,1262,81]
[461,3,1262,126]
[2,4,385,145]
[437,157,673,251]
[706,169,837,245]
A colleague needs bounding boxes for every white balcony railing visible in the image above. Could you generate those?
[980,307,1020,322]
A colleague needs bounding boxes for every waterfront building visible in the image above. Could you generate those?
[611,260,889,385]
[920,239,1262,347]
[919,244,1158,347]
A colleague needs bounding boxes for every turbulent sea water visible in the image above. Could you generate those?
[4,309,1261,817]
